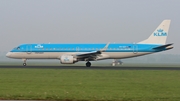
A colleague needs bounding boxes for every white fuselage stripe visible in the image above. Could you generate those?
[7,52,153,60]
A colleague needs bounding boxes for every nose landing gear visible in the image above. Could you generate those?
[22,59,27,66]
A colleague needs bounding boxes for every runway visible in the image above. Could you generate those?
[0,65,180,70]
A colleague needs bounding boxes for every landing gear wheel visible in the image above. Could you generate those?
[23,63,26,66]
[86,62,91,67]
[22,59,27,66]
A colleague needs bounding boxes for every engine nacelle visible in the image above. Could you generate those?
[60,55,77,64]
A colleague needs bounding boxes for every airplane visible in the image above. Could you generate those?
[6,20,173,67]
[112,59,123,66]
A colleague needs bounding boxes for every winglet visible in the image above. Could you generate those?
[100,42,110,52]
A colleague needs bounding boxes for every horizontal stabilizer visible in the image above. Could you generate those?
[153,43,173,50]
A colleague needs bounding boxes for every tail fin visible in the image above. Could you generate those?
[139,20,171,45]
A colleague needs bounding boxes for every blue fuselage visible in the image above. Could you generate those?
[10,43,162,53]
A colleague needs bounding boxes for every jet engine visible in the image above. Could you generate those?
[60,55,77,64]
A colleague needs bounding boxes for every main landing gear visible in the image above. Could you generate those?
[22,59,27,66]
[86,61,91,67]
[23,63,26,66]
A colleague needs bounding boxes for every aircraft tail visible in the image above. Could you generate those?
[139,20,171,45]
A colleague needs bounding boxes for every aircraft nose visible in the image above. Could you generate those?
[6,52,11,57]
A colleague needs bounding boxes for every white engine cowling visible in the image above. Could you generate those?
[60,55,77,64]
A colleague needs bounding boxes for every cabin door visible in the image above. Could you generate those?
[76,47,79,52]
[26,44,32,54]
[133,43,138,54]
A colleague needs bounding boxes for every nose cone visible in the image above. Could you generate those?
[6,52,11,58]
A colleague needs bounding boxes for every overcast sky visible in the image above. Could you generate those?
[0,0,179,54]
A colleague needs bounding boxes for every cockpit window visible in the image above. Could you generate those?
[14,47,20,50]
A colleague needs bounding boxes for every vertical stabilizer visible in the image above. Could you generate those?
[139,20,171,45]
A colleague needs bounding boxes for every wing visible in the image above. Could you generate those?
[76,51,101,57]
[76,42,110,60]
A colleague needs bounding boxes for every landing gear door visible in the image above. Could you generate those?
[26,44,32,54]
[76,47,79,52]
[133,43,138,54]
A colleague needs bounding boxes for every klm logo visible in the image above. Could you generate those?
[154,29,167,36]
[64,57,69,62]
